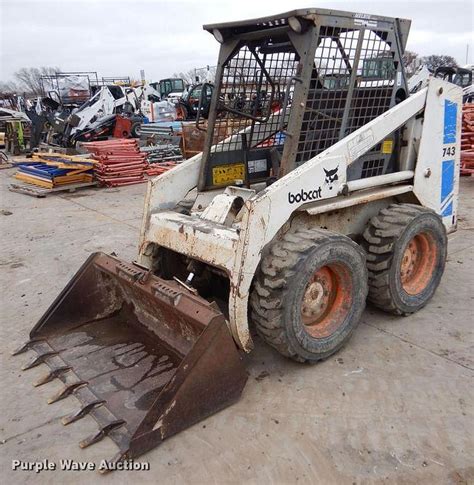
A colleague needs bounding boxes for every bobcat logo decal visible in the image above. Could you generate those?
[324,166,339,190]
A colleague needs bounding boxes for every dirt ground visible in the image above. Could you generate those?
[0,168,473,484]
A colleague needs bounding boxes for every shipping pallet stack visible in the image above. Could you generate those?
[84,139,147,187]
[461,103,474,176]
[10,153,95,196]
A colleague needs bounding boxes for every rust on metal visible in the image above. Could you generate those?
[301,263,353,338]
[48,381,88,404]
[19,252,247,468]
[80,420,126,448]
[34,366,71,387]
[62,400,105,425]
[21,351,58,370]
[12,338,45,356]
[400,232,437,295]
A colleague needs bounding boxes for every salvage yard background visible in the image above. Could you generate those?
[0,170,472,483]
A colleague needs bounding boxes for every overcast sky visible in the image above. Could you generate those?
[1,0,472,83]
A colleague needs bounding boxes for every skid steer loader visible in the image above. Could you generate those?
[16,9,461,468]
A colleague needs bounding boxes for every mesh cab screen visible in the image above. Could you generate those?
[212,41,299,152]
[200,13,406,189]
[296,27,397,164]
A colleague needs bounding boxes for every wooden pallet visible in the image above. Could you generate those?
[8,181,98,198]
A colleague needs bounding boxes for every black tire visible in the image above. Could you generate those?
[130,121,141,138]
[250,228,368,363]
[362,204,447,315]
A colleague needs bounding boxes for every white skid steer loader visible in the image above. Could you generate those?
[16,9,461,468]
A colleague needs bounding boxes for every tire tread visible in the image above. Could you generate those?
[362,203,441,315]
[250,228,363,362]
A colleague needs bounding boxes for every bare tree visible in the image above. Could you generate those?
[0,80,20,95]
[402,50,420,77]
[420,55,458,72]
[14,66,61,95]
[173,66,217,85]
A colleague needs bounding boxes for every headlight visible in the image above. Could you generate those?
[288,16,303,33]
[212,29,224,43]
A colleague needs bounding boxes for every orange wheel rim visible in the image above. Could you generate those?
[301,263,352,339]
[400,232,437,295]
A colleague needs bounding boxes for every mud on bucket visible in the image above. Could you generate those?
[15,252,247,466]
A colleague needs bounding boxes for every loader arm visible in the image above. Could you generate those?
[139,78,461,352]
[229,79,462,349]
[17,9,462,469]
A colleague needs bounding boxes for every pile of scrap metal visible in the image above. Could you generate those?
[38,78,190,148]
[141,144,182,176]
[139,80,215,123]
[83,139,148,187]
[0,102,32,155]
[134,82,176,123]
[139,121,182,145]
[40,84,145,148]
[140,144,183,164]
[138,120,231,159]
[13,153,94,189]
[30,73,151,148]
[40,72,98,107]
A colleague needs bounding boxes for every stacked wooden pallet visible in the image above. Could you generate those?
[13,153,94,189]
[83,139,147,187]
[461,103,474,176]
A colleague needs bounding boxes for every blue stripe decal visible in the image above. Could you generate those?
[441,194,453,215]
[442,201,453,217]
[441,159,454,208]
[443,100,457,144]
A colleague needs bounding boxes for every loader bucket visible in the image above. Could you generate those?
[15,252,247,466]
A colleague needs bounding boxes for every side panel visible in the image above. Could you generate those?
[413,78,462,232]
[229,89,428,350]
[137,154,202,266]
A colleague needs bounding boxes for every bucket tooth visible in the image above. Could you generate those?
[21,351,58,370]
[18,252,248,465]
[12,338,44,356]
[48,381,87,404]
[62,400,105,425]
[79,420,126,449]
[34,366,71,387]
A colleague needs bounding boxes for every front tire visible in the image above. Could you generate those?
[363,204,447,315]
[250,228,368,363]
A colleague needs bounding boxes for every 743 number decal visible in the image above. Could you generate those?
[442,146,456,157]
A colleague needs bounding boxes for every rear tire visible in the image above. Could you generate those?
[362,204,447,315]
[130,121,141,138]
[250,228,368,363]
